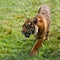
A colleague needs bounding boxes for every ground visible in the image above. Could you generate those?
[0,0,60,60]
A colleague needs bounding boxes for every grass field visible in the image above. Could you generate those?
[0,0,60,60]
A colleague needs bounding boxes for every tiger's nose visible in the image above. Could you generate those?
[25,33,30,38]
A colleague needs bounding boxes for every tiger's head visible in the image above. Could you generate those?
[22,18,35,38]
[22,15,44,38]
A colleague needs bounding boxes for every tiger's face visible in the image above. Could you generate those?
[22,18,35,38]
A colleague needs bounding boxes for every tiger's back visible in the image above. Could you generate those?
[38,5,51,33]
[38,5,51,22]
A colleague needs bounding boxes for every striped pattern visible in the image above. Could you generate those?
[38,5,51,27]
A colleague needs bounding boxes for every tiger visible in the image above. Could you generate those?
[22,5,51,55]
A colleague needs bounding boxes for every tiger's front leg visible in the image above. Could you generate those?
[30,38,43,55]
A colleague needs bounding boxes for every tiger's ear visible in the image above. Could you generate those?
[26,18,31,21]
[33,18,38,24]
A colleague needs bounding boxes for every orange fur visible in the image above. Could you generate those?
[22,5,51,55]
[30,5,51,55]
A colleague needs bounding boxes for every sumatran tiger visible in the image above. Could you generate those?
[22,5,51,55]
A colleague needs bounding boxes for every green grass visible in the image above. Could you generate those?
[0,0,60,60]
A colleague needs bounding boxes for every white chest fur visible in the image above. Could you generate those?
[34,25,38,35]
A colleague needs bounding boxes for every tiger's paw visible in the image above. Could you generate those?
[30,50,38,56]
